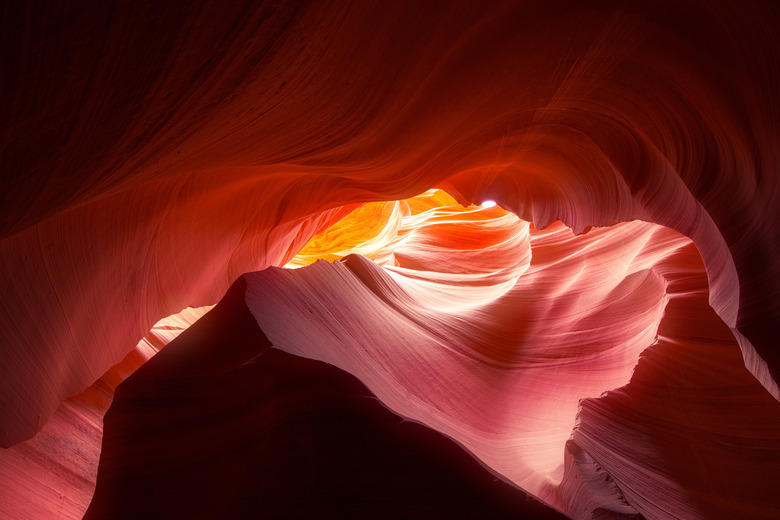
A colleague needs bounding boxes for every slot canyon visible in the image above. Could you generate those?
[1,1,779,519]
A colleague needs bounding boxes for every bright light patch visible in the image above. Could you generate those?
[284,189,509,269]
[481,200,497,208]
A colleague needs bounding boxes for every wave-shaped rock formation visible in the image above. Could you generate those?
[2,1,779,519]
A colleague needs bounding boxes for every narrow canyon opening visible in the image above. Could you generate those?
[61,189,759,517]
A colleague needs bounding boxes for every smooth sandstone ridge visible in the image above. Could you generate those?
[2,1,779,519]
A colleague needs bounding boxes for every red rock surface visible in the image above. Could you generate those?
[0,307,208,519]
[244,213,780,518]
[2,1,779,518]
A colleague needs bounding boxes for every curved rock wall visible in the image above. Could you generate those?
[2,1,779,518]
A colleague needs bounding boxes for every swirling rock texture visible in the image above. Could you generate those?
[2,1,779,519]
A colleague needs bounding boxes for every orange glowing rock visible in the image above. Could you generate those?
[285,199,410,268]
